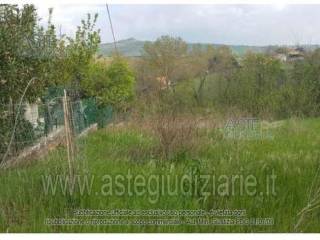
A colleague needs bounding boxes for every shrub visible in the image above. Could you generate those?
[150,111,199,161]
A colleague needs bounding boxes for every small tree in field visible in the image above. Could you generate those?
[58,13,101,98]
[142,35,187,89]
[235,52,284,117]
[82,57,135,112]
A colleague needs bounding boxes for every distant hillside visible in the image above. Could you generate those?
[98,38,319,57]
[99,38,145,57]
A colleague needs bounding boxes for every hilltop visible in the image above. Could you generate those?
[98,38,320,57]
[98,38,267,57]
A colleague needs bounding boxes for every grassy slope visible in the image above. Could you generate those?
[0,118,320,232]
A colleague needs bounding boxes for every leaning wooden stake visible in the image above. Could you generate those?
[63,90,75,186]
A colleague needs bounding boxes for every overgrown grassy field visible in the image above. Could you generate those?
[0,117,320,233]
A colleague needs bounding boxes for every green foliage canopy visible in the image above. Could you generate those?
[82,57,135,110]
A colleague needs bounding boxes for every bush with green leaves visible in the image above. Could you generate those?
[82,57,136,112]
[0,107,35,162]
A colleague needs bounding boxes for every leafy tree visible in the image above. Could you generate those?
[0,4,60,161]
[205,46,239,107]
[186,45,213,105]
[208,46,238,76]
[82,57,135,111]
[235,52,284,117]
[0,4,58,104]
[305,49,320,111]
[286,49,320,116]
[53,13,100,99]
[142,35,187,89]
[186,44,214,78]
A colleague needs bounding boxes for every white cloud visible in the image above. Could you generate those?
[36,4,320,45]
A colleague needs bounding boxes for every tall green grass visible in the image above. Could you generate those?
[0,118,319,232]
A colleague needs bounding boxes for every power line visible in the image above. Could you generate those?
[106,3,118,55]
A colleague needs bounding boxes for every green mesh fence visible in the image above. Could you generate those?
[97,105,113,129]
[0,89,113,164]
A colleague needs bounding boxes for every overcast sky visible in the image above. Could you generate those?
[36,4,320,46]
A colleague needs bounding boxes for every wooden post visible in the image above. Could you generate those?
[63,90,75,185]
